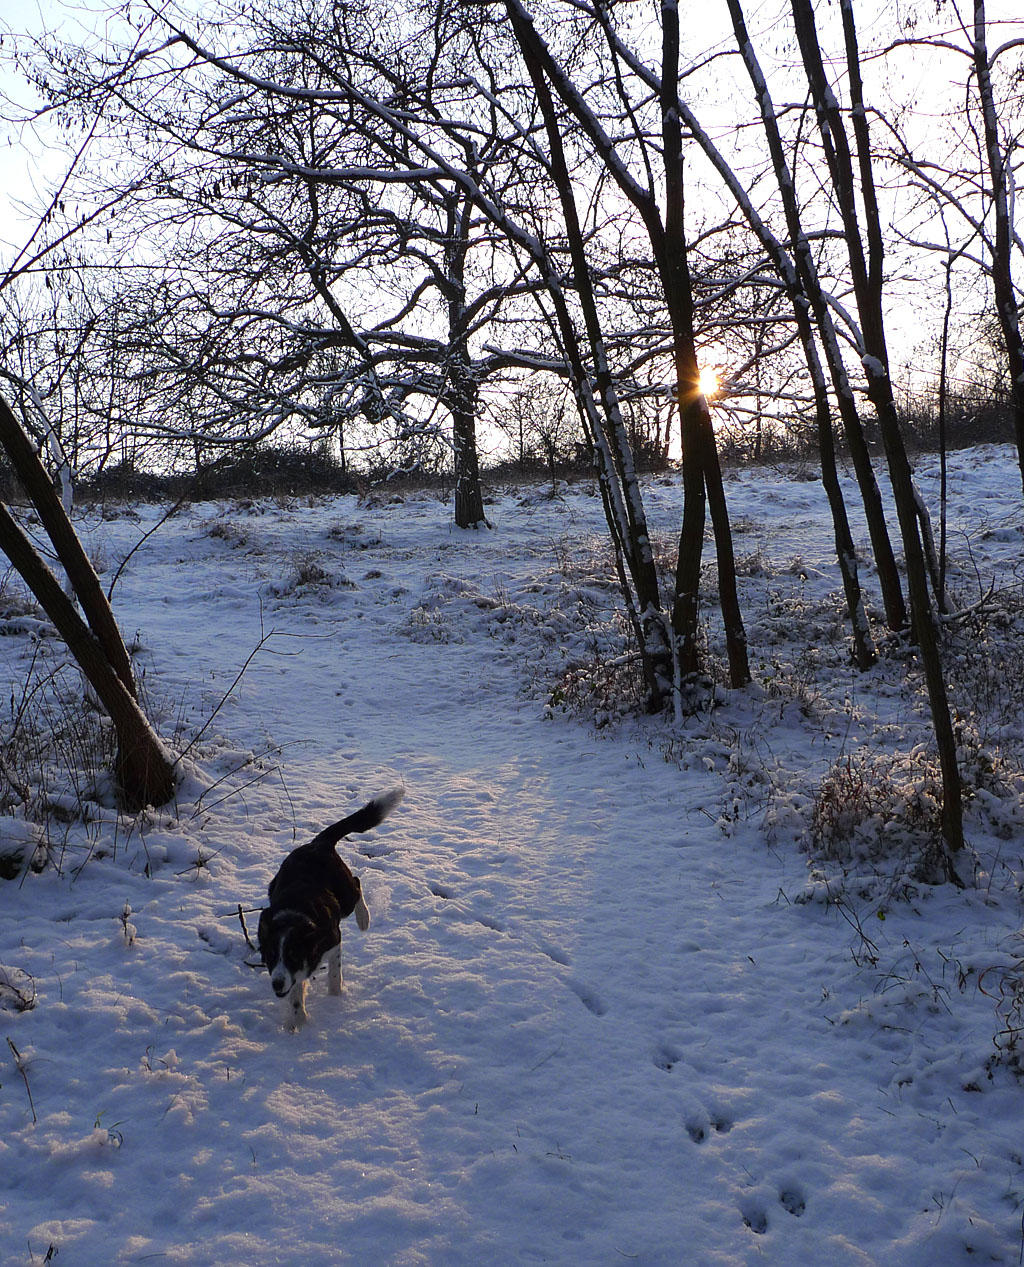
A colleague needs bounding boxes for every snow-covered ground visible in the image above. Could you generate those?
[1,445,1023,1265]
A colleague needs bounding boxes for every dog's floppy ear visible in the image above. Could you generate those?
[256,909,275,963]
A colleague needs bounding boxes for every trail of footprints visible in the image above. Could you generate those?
[682,1103,807,1233]
[423,878,605,1013]
[417,874,805,1236]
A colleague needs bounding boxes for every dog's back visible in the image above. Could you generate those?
[267,840,360,920]
[267,788,404,919]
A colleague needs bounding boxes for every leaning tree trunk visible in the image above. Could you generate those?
[505,0,748,703]
[0,393,138,691]
[0,501,176,808]
[508,8,673,708]
[723,0,906,635]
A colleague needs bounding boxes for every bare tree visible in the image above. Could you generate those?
[878,2,1024,490]
[789,0,964,865]
[501,0,751,691]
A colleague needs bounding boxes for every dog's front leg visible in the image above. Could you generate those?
[327,943,343,995]
[287,980,310,1029]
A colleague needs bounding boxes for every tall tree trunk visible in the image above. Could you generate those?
[791,0,963,862]
[448,372,486,529]
[507,5,673,708]
[725,0,905,635]
[661,0,749,689]
[971,0,1024,493]
[504,0,750,699]
[444,194,487,529]
[723,0,876,665]
[0,501,176,809]
[594,0,889,662]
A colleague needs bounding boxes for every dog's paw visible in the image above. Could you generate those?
[286,982,310,1030]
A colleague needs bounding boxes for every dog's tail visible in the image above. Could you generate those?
[309,788,404,851]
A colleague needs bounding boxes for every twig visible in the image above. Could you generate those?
[186,740,290,820]
[237,904,259,952]
[0,749,31,806]
[192,765,280,818]
[939,580,997,626]
[0,966,36,1012]
[106,491,191,600]
[177,603,277,762]
[7,1037,37,1123]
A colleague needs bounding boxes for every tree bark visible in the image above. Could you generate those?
[661,0,749,689]
[449,372,486,529]
[507,4,673,708]
[724,0,905,637]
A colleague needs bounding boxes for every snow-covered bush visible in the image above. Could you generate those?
[807,731,1024,887]
[809,746,945,878]
[545,640,645,727]
[945,583,1024,748]
[265,555,354,599]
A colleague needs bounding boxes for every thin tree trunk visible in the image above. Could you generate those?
[504,0,749,698]
[972,0,1024,494]
[507,6,673,708]
[938,258,954,600]
[444,195,487,529]
[661,0,749,689]
[792,0,963,861]
[725,0,905,636]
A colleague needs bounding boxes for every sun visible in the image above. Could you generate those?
[698,366,720,398]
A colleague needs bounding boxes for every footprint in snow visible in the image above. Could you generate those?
[685,1113,733,1143]
[740,1200,768,1235]
[426,883,505,931]
[535,936,570,967]
[779,1188,806,1217]
[358,842,394,859]
[567,977,607,1016]
[653,1042,683,1072]
[739,1187,805,1234]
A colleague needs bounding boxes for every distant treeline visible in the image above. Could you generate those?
[0,395,1014,505]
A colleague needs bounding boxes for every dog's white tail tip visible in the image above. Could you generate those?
[373,787,404,819]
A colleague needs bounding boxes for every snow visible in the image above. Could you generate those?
[2,445,1024,1265]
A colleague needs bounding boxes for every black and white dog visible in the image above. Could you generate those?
[258,788,403,1029]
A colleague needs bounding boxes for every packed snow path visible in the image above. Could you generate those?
[3,455,1024,1264]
